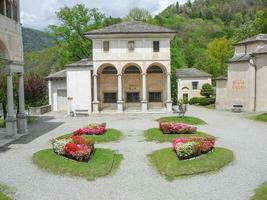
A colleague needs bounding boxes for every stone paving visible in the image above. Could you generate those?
[0,106,267,200]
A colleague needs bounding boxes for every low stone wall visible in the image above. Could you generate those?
[28,105,51,116]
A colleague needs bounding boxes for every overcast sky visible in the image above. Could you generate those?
[20,0,187,30]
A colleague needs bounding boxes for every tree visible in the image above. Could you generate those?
[176,2,180,14]
[206,37,232,75]
[126,8,152,22]
[48,4,105,65]
[200,83,214,98]
[24,73,48,107]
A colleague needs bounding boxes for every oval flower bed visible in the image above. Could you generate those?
[33,135,123,181]
[145,122,214,143]
[148,136,234,181]
[57,123,122,143]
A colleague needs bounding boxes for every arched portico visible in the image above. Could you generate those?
[0,39,27,137]
[122,64,142,111]
[97,65,118,111]
[146,65,166,109]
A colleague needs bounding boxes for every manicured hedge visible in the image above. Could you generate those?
[189,97,215,106]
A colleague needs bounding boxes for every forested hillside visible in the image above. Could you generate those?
[22,27,53,52]
[22,0,267,102]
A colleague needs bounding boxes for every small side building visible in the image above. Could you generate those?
[176,68,212,102]
[216,34,267,112]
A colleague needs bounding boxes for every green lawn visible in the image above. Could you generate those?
[56,128,122,143]
[145,128,215,143]
[148,147,234,181]
[0,184,12,200]
[251,182,267,200]
[0,118,4,128]
[33,148,123,181]
[255,113,267,123]
[157,116,207,125]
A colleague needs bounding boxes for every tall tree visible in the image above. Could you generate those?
[126,8,152,21]
[48,4,105,65]
[206,37,232,75]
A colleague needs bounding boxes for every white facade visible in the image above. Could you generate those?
[177,77,212,101]
[47,21,176,114]
[216,34,267,112]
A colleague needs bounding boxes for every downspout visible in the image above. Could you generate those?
[250,55,257,112]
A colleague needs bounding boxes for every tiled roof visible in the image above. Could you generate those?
[215,75,228,80]
[176,68,211,78]
[235,34,267,45]
[85,21,176,35]
[46,69,66,80]
[228,54,251,63]
[65,58,93,67]
[252,44,267,55]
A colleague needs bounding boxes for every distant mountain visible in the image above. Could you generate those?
[22,27,54,52]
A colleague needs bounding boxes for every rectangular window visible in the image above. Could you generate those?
[192,82,199,90]
[127,92,140,103]
[149,92,162,102]
[0,0,4,15]
[103,41,109,52]
[153,41,160,52]
[12,3,17,21]
[128,41,135,51]
[6,0,11,18]
[104,93,117,103]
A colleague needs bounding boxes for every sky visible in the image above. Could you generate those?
[20,0,187,30]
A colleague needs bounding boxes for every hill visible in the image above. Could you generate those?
[22,27,54,52]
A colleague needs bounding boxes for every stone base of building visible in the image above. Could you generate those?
[92,101,100,113]
[17,113,28,134]
[117,101,124,113]
[141,101,148,112]
[5,116,17,138]
[166,101,173,112]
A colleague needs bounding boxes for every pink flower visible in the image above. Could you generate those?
[172,138,190,150]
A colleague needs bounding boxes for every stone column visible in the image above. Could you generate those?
[48,80,52,105]
[117,73,123,113]
[5,72,17,138]
[141,73,148,112]
[166,72,172,112]
[17,72,28,134]
[92,73,99,113]
[3,0,6,16]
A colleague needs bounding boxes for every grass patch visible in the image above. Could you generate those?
[157,116,206,125]
[0,184,12,200]
[56,128,122,143]
[145,128,215,143]
[255,113,267,123]
[0,118,4,128]
[251,182,267,200]
[148,147,234,181]
[32,148,123,181]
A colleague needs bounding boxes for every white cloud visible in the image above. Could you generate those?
[20,0,188,30]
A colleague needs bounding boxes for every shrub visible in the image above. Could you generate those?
[172,137,215,160]
[200,83,214,98]
[73,123,106,136]
[199,97,216,106]
[51,135,94,162]
[176,141,197,160]
[189,97,201,105]
[160,122,197,134]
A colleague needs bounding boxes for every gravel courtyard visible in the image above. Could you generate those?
[0,106,267,200]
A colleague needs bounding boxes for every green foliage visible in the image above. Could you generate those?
[32,148,123,181]
[48,4,105,65]
[199,97,216,106]
[22,27,53,52]
[157,116,207,125]
[144,128,214,143]
[251,182,267,200]
[56,128,123,143]
[255,113,267,123]
[200,83,214,98]
[24,46,62,77]
[189,97,202,105]
[126,8,152,21]
[148,147,234,181]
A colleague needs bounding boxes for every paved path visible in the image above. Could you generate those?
[0,106,267,200]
